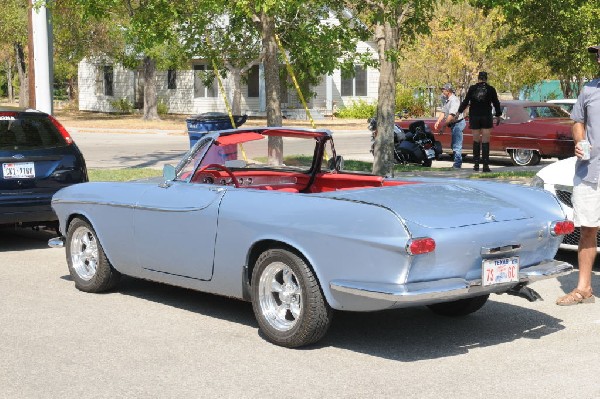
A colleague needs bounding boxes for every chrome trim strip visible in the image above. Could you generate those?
[48,237,64,248]
[51,199,211,212]
[330,259,572,303]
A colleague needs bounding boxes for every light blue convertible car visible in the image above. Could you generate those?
[49,127,574,347]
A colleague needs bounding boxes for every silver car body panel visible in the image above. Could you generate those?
[51,172,569,311]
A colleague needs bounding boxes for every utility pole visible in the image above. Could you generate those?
[27,0,53,114]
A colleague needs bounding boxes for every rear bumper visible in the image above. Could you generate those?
[330,259,572,307]
[0,209,56,225]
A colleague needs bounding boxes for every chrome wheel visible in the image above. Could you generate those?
[510,149,540,166]
[251,248,332,347]
[69,226,99,281]
[258,261,302,331]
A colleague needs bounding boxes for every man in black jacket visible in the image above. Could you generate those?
[458,71,502,172]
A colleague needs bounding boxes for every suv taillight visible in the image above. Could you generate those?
[48,114,74,145]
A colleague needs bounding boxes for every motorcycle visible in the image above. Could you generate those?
[368,117,442,167]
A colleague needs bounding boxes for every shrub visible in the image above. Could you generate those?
[157,98,169,115]
[109,97,134,114]
[396,85,429,117]
[334,99,377,119]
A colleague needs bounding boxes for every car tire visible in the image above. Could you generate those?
[65,217,121,293]
[251,248,333,348]
[509,149,540,166]
[427,294,489,317]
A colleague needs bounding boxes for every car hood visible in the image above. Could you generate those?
[319,183,530,228]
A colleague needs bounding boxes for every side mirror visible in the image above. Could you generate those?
[163,164,176,181]
[327,155,344,171]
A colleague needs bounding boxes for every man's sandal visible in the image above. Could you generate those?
[556,289,595,306]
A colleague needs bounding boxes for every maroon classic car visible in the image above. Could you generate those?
[397,100,574,166]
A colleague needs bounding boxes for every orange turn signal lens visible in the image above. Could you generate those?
[406,237,436,255]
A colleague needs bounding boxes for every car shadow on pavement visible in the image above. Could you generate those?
[109,273,566,359]
[0,227,56,252]
[114,276,257,328]
[320,300,564,360]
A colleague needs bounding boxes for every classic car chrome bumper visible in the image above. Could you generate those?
[330,259,572,304]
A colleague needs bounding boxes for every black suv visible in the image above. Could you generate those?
[0,107,87,228]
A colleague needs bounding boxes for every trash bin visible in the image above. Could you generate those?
[185,112,247,148]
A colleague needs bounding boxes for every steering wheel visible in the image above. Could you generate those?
[197,163,240,188]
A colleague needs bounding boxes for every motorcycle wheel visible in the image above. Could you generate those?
[423,158,432,167]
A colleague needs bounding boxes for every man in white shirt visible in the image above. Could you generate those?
[434,83,465,168]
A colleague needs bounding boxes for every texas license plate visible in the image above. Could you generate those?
[482,256,519,286]
[2,162,35,179]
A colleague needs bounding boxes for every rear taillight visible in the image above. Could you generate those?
[551,220,575,236]
[48,114,74,145]
[0,111,18,118]
[406,237,436,255]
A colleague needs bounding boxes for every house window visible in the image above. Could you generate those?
[247,65,259,98]
[167,69,177,89]
[103,66,114,96]
[193,65,217,98]
[341,65,367,97]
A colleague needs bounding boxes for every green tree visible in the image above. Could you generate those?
[0,0,29,106]
[397,1,550,102]
[346,0,436,176]
[75,0,188,120]
[52,0,123,102]
[472,0,600,97]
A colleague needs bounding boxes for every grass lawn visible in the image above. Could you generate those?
[88,164,535,182]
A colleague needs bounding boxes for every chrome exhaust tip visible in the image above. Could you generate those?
[48,237,65,249]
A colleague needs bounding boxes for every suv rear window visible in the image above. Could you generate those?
[0,113,66,150]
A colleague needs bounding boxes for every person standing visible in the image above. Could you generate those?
[458,72,502,172]
[434,83,465,168]
[556,44,600,306]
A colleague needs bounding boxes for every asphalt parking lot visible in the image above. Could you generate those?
[1,227,599,398]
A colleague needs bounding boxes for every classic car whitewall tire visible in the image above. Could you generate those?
[509,149,540,166]
[427,294,489,317]
[251,248,333,348]
[66,218,121,293]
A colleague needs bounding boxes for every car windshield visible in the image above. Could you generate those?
[0,113,66,150]
[526,106,570,119]
[175,129,335,181]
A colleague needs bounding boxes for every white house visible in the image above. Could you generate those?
[77,41,380,118]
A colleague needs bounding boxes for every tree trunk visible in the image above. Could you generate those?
[142,56,160,120]
[260,11,283,165]
[68,76,78,102]
[15,42,28,107]
[372,22,398,177]
[7,59,13,103]
[229,66,243,116]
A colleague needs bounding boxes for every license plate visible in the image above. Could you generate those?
[2,162,35,179]
[482,256,519,286]
[425,148,436,159]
